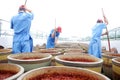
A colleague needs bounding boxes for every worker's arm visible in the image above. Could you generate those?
[51,28,57,38]
[25,8,32,13]
[103,15,108,25]
[22,5,32,13]
[102,31,108,36]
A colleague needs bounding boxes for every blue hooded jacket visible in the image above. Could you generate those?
[11,11,34,53]
[88,23,106,58]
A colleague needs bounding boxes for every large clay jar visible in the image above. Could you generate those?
[7,52,52,72]
[55,54,103,73]
[17,66,110,80]
[35,48,64,66]
[112,57,120,80]
[0,49,12,63]
[0,63,24,80]
[36,48,64,56]
[102,53,120,79]
[64,48,86,54]
[64,49,85,55]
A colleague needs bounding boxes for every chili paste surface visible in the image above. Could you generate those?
[0,70,17,80]
[28,72,99,80]
[62,58,96,62]
[15,57,43,60]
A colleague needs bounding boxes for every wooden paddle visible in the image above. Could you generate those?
[101,8,111,52]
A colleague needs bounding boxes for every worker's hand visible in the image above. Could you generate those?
[105,31,108,35]
[102,31,108,36]
[54,28,57,32]
[22,5,32,13]
[103,16,109,25]
[26,8,32,13]
[20,5,25,8]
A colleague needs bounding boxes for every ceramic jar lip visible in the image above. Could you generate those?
[0,49,12,54]
[55,55,103,65]
[112,57,120,64]
[0,63,24,80]
[102,53,120,58]
[17,66,110,80]
[7,53,52,62]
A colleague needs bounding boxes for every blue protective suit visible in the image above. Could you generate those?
[46,29,60,49]
[88,23,106,58]
[11,11,34,54]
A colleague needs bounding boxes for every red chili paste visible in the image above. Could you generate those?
[62,58,95,62]
[15,57,43,60]
[0,70,17,80]
[29,72,99,80]
[108,54,120,57]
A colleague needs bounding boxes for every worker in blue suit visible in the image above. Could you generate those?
[10,5,34,54]
[46,26,62,49]
[88,18,108,58]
